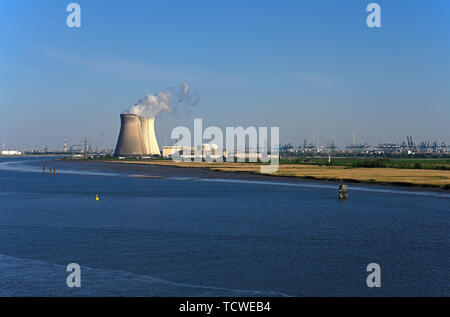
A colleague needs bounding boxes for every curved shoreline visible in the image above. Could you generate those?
[2,157,449,197]
[101,160,450,192]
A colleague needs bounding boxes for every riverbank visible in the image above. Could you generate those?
[104,160,450,190]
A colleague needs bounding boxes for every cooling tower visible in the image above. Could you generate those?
[114,114,160,157]
[139,117,160,155]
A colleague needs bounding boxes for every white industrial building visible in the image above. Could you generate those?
[1,150,22,155]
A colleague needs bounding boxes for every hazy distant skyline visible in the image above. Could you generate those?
[1,0,449,150]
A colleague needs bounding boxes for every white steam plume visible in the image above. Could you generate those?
[124,82,198,118]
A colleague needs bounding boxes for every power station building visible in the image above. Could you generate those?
[114,114,160,157]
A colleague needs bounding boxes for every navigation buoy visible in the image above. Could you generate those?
[338,184,348,200]
[95,194,99,201]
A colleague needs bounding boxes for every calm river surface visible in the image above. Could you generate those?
[0,157,448,296]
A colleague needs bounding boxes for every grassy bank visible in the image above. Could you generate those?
[279,157,450,170]
[105,160,450,189]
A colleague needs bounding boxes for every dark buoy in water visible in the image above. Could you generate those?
[339,182,348,200]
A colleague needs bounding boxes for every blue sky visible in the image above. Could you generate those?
[1,0,449,149]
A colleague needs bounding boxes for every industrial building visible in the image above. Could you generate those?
[163,144,227,160]
[0,150,22,155]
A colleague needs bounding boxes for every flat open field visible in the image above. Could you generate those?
[108,160,450,189]
[280,157,450,170]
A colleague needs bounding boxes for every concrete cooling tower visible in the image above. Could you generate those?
[114,114,160,157]
[139,117,160,156]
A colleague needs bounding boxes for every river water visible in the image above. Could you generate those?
[0,157,448,296]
